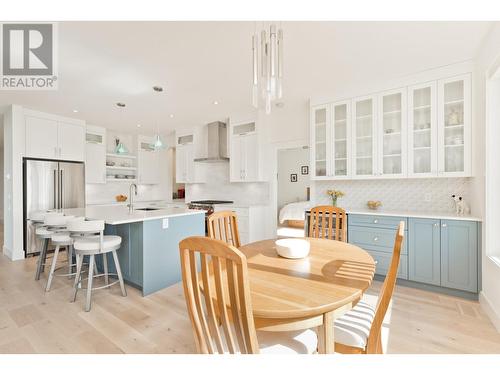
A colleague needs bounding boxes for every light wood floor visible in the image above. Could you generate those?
[1,250,500,354]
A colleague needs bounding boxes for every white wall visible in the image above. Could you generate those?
[474,23,500,331]
[277,147,309,210]
[0,114,4,223]
[185,163,269,205]
[3,105,25,260]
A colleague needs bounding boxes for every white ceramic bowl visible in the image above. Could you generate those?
[275,238,311,259]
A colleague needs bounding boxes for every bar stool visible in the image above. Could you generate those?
[34,212,65,281]
[45,216,85,292]
[68,220,127,312]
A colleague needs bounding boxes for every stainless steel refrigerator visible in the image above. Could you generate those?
[23,159,85,255]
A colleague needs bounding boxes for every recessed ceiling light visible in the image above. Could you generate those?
[137,124,141,128]
[73,109,78,113]
[213,101,219,105]
[116,102,126,108]
[169,114,174,118]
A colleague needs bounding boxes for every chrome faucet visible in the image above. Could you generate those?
[128,183,138,213]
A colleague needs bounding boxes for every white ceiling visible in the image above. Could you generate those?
[0,21,494,135]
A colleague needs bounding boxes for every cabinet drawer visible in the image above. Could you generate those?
[368,250,408,280]
[348,226,407,255]
[348,214,407,230]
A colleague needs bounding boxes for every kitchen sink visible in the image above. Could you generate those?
[135,207,160,211]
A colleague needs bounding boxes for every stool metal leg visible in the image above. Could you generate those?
[35,238,49,281]
[112,250,127,297]
[85,255,95,312]
[67,245,74,279]
[72,253,84,303]
[103,253,109,287]
[45,245,60,292]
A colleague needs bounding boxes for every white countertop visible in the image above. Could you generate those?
[63,205,204,225]
[324,207,482,222]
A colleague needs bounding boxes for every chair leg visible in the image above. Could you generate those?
[45,245,60,292]
[103,253,109,287]
[112,250,127,297]
[71,254,84,303]
[85,255,95,312]
[35,238,49,280]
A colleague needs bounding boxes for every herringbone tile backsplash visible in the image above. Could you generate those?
[314,178,472,213]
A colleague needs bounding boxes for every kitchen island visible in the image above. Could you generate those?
[63,205,205,296]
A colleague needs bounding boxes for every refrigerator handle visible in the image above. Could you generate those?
[53,169,57,209]
[60,170,64,209]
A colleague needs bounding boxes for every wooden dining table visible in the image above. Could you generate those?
[239,237,376,354]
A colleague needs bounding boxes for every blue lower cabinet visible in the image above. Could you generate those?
[440,220,478,293]
[408,218,441,286]
[367,250,408,280]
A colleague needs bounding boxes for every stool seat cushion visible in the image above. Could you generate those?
[73,235,122,252]
[51,232,73,243]
[36,227,54,236]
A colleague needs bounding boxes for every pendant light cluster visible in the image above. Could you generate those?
[252,23,284,114]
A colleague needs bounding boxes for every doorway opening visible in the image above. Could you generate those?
[276,146,310,238]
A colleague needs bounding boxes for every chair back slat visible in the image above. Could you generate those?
[207,211,241,248]
[308,206,347,241]
[179,236,259,354]
[366,221,405,354]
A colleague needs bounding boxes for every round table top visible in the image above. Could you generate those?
[240,237,376,319]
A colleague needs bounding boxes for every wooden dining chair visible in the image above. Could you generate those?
[179,236,318,354]
[308,205,347,241]
[333,221,405,354]
[207,210,241,248]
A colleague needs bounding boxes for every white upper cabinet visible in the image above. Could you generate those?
[331,101,351,178]
[137,136,160,184]
[25,113,85,161]
[408,82,438,177]
[437,74,471,177]
[377,88,407,178]
[175,130,205,184]
[310,71,472,180]
[25,116,59,159]
[352,95,377,178]
[310,105,330,178]
[58,122,86,161]
[85,125,106,184]
[230,120,261,182]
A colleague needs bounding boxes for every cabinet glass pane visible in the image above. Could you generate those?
[86,133,103,144]
[412,87,432,173]
[233,122,256,135]
[333,104,348,176]
[314,108,327,176]
[382,93,402,174]
[355,99,373,175]
[443,80,464,172]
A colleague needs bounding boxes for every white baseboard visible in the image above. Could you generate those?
[479,291,500,332]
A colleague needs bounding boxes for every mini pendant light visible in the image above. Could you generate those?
[151,86,166,151]
[114,103,129,154]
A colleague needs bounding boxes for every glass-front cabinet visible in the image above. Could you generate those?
[331,101,351,178]
[311,105,330,178]
[438,74,471,176]
[378,88,407,177]
[408,82,438,177]
[352,96,377,177]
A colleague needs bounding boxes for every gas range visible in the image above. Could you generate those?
[188,200,234,215]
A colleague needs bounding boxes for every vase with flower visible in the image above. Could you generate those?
[326,189,345,207]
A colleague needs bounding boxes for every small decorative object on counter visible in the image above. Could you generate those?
[452,194,469,215]
[106,161,115,166]
[115,194,128,202]
[326,189,345,207]
[367,200,382,210]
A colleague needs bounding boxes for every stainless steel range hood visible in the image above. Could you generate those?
[194,121,229,163]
